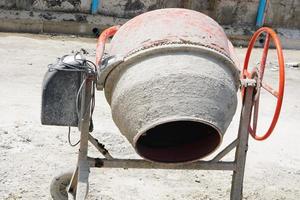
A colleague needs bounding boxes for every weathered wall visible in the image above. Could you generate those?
[0,0,299,28]
[0,0,81,11]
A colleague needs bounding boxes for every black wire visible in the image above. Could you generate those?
[48,54,96,73]
[77,59,97,72]
[76,78,87,118]
[68,127,80,147]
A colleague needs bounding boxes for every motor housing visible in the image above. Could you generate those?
[41,55,84,127]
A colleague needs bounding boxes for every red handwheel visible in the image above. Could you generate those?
[242,27,285,141]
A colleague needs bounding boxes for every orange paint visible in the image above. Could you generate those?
[95,25,120,66]
[242,27,285,141]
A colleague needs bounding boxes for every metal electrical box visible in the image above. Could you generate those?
[41,55,84,127]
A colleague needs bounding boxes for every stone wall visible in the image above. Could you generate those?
[0,0,299,28]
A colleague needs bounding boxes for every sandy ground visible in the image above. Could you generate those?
[0,33,299,200]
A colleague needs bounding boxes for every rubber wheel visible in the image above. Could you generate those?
[50,172,73,200]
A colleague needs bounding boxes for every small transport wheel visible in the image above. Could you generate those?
[50,172,73,200]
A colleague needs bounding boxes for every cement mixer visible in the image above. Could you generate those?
[41,8,285,200]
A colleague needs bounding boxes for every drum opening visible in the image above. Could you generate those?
[135,120,221,163]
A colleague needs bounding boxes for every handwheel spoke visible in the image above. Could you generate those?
[262,82,279,98]
[259,34,271,78]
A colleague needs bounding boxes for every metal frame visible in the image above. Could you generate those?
[67,75,256,200]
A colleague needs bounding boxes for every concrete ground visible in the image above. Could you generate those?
[0,33,299,200]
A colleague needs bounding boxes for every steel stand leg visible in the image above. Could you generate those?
[68,74,93,200]
[230,86,254,200]
[68,167,78,198]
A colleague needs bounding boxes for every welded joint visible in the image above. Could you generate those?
[211,139,238,162]
[88,157,104,168]
[95,139,108,154]
[88,134,113,159]
[94,158,104,168]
